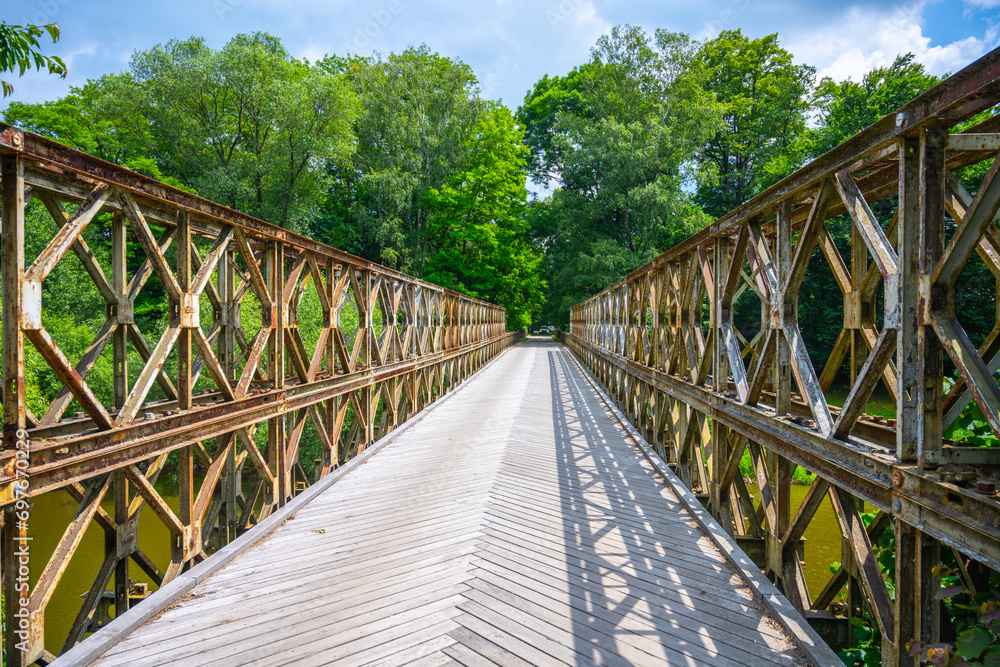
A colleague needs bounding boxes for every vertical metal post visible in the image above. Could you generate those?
[362,270,374,449]
[771,455,798,604]
[112,212,128,409]
[178,435,194,565]
[113,471,129,619]
[2,153,28,667]
[176,212,192,411]
[2,154,26,453]
[776,200,792,417]
[893,521,939,666]
[918,128,946,465]
[268,242,287,507]
[897,137,921,464]
[115,469,132,617]
[845,503,865,647]
[890,129,946,666]
[325,258,336,473]
[3,505,32,667]
[713,240,728,395]
[775,203,806,610]
[220,249,235,384]
[851,206,868,385]
[711,240,730,527]
[220,252,237,536]
[175,212,203,551]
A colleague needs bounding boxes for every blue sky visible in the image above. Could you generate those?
[4,0,999,110]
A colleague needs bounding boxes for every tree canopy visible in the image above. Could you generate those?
[693,29,815,217]
[6,33,358,230]
[3,33,544,328]
[520,25,723,324]
[810,53,941,156]
[1,24,965,339]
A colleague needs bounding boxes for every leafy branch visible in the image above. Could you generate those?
[0,22,66,97]
[943,373,1000,448]
[909,565,1000,666]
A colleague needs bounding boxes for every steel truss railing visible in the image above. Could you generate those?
[0,125,521,664]
[566,48,1000,664]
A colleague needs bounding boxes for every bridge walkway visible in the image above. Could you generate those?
[74,340,820,666]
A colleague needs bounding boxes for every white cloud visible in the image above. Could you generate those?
[297,44,327,64]
[5,0,995,109]
[785,1,998,83]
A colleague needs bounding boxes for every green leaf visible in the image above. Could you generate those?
[955,628,993,660]
[42,23,60,43]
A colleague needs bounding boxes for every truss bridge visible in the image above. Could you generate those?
[1,45,999,667]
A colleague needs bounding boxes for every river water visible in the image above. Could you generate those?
[28,482,181,655]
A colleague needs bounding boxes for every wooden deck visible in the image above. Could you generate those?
[75,340,826,666]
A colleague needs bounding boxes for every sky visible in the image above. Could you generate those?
[3,0,1000,111]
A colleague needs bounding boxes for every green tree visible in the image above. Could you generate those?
[810,53,941,156]
[518,66,593,187]
[0,22,65,96]
[317,46,486,271]
[5,33,358,232]
[5,79,138,164]
[125,33,358,230]
[520,25,722,325]
[422,105,545,328]
[694,30,814,217]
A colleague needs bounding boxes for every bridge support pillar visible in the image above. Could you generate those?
[2,153,38,667]
[887,128,947,666]
[892,520,939,666]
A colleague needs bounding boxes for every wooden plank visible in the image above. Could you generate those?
[442,642,504,667]
[460,593,775,667]
[316,620,457,667]
[150,551,477,629]
[194,520,483,591]
[481,505,730,577]
[446,623,541,667]
[206,592,468,667]
[104,572,472,662]
[472,532,768,624]
[483,490,710,541]
[466,568,792,661]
